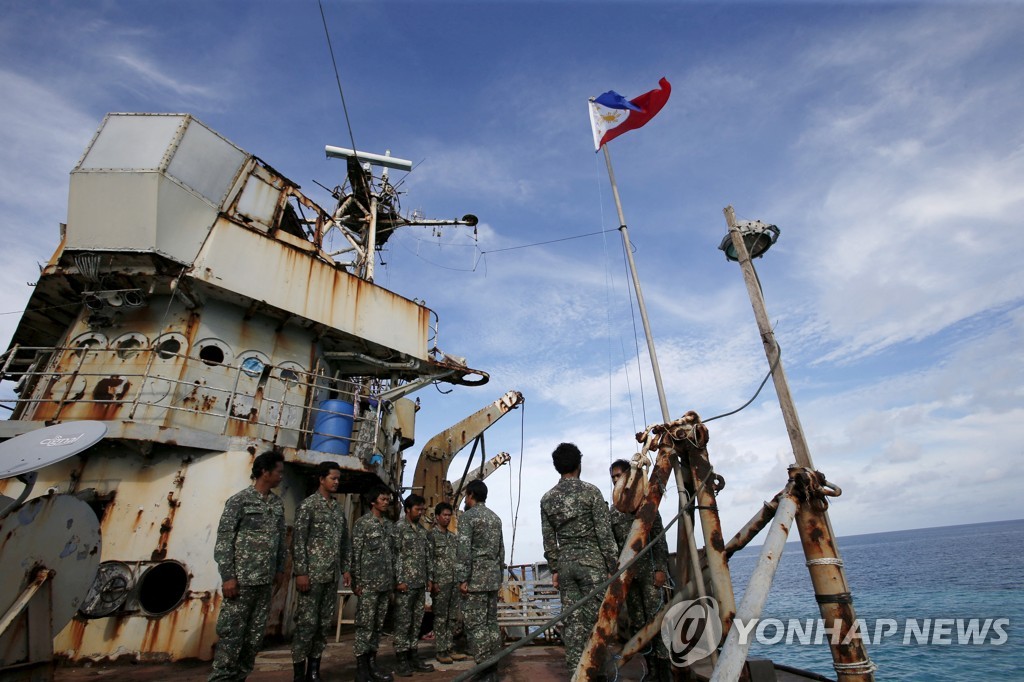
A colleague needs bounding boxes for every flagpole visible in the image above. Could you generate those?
[600,143,710,620]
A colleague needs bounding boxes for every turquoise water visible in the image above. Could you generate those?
[728,519,1024,680]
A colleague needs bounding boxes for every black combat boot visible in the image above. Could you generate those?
[393,651,413,677]
[293,660,306,682]
[306,656,322,682]
[369,650,394,682]
[356,654,373,682]
[409,650,435,673]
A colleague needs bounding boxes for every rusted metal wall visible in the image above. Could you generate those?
[191,218,432,362]
[25,444,306,662]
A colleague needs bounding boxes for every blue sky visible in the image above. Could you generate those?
[1,1,1023,565]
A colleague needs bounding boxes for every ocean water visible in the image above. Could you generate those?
[726,518,1024,680]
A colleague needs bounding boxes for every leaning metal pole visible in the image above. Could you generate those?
[722,206,875,681]
[601,143,706,609]
[711,487,799,682]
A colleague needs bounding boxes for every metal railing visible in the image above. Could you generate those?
[0,344,387,458]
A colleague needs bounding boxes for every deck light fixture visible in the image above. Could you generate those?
[718,220,780,261]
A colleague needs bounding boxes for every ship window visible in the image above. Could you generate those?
[280,369,299,383]
[138,561,189,616]
[199,345,225,366]
[156,338,182,359]
[75,338,102,358]
[117,338,143,360]
[71,333,107,358]
[241,357,265,377]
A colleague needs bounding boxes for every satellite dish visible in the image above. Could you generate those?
[0,421,107,479]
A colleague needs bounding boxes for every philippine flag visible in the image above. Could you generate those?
[589,78,672,151]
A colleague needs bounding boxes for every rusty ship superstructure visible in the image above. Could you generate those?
[0,112,488,663]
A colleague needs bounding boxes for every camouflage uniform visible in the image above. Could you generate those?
[291,492,351,664]
[209,485,286,682]
[428,525,460,655]
[351,512,396,657]
[455,502,505,664]
[540,478,618,674]
[394,515,433,654]
[609,505,669,660]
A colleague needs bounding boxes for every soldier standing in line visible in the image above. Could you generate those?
[457,479,504,682]
[291,461,352,682]
[209,450,287,682]
[351,485,398,682]
[428,502,468,665]
[540,442,618,677]
[392,493,435,676]
[609,459,671,682]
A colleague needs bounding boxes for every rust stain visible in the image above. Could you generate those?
[709,528,725,552]
[140,617,159,652]
[131,508,144,532]
[93,376,130,401]
[68,618,87,651]
[153,464,185,560]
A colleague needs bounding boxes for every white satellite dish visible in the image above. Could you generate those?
[0,421,108,479]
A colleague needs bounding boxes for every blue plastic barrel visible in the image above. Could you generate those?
[309,399,355,455]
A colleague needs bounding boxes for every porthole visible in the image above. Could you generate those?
[156,338,181,359]
[277,362,306,386]
[117,338,142,359]
[194,338,233,368]
[137,561,189,616]
[241,357,265,377]
[112,333,148,360]
[199,345,225,366]
[70,333,107,358]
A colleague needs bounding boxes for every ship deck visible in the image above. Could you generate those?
[53,630,826,681]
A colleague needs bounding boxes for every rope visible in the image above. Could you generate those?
[318,0,358,155]
[703,340,782,424]
[620,239,649,427]
[481,228,619,254]
[508,404,526,564]
[0,301,82,316]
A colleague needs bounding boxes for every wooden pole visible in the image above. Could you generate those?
[722,206,875,681]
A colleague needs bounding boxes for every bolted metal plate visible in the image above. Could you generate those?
[0,494,101,638]
[79,561,134,618]
[0,421,107,479]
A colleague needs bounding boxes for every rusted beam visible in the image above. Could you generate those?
[712,488,799,681]
[790,467,875,680]
[680,433,736,636]
[725,489,784,559]
[573,413,703,682]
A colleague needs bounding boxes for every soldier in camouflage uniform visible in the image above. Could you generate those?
[392,493,435,676]
[457,479,504,682]
[540,443,618,676]
[351,485,398,682]
[428,502,467,664]
[291,461,352,682]
[609,460,671,682]
[209,451,287,682]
